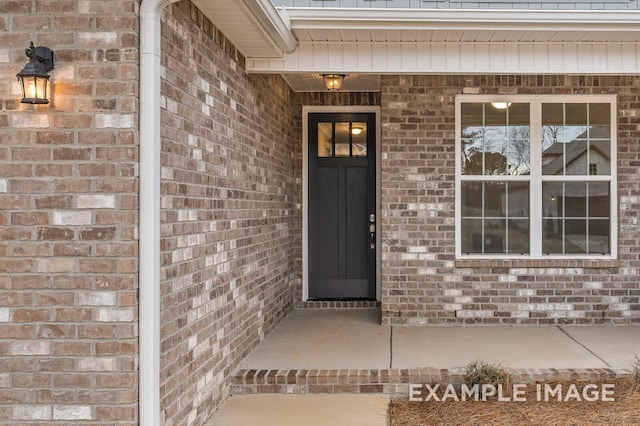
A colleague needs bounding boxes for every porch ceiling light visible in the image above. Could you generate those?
[17,41,54,104]
[491,102,511,110]
[351,127,363,135]
[322,74,345,91]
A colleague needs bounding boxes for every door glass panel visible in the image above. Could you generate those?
[351,122,367,157]
[335,122,350,157]
[317,122,333,157]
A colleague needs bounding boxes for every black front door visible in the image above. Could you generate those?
[308,112,376,300]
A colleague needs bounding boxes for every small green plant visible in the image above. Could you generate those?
[632,356,640,392]
[464,360,509,388]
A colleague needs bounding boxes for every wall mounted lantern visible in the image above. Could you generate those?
[16,41,54,104]
[322,74,345,91]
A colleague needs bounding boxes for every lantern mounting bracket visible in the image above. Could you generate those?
[26,42,54,72]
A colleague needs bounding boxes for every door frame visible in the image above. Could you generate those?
[302,105,381,301]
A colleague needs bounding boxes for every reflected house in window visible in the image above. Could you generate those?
[541,126,611,176]
[541,126,611,253]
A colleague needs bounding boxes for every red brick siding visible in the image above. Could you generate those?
[380,75,640,325]
[159,2,297,424]
[0,0,139,423]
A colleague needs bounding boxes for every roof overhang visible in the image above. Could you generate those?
[192,0,296,57]
[284,8,640,39]
[192,5,640,91]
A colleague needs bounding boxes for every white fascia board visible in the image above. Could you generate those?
[246,41,640,75]
[247,8,640,74]
[240,0,297,53]
[286,8,640,32]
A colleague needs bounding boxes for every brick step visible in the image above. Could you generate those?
[232,367,632,396]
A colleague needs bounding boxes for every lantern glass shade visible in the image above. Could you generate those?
[322,74,345,91]
[18,74,50,104]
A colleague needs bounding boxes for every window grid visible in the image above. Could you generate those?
[456,95,617,259]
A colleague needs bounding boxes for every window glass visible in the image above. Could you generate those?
[460,181,530,255]
[319,121,368,158]
[541,182,610,255]
[335,122,350,157]
[542,103,611,176]
[458,97,614,258]
[351,122,367,157]
[461,103,530,176]
[317,122,332,157]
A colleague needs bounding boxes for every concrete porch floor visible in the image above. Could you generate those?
[208,308,640,426]
[239,308,640,370]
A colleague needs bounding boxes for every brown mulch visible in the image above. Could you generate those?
[389,378,640,426]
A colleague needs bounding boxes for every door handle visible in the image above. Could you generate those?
[369,214,375,249]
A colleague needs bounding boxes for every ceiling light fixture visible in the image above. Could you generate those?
[322,74,345,91]
[491,102,511,110]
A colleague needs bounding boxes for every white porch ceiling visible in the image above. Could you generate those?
[194,4,640,92]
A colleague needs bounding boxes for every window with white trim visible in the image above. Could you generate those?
[455,95,617,259]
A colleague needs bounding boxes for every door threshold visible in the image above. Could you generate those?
[308,298,377,302]
[296,300,380,309]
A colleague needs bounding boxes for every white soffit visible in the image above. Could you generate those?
[245,8,640,77]
[193,0,296,58]
[282,73,380,92]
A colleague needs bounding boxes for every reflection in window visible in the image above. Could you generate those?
[542,103,611,176]
[318,122,333,157]
[461,181,530,254]
[542,182,610,254]
[461,103,530,176]
[317,121,367,158]
[351,122,367,157]
[335,122,350,157]
[457,97,615,258]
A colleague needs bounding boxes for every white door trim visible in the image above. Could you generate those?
[302,105,381,301]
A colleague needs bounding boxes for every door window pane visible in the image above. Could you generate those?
[351,122,367,157]
[335,122,350,157]
[317,122,332,157]
[318,121,368,158]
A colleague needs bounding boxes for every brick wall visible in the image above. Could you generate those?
[0,1,139,424]
[159,2,298,424]
[380,75,640,325]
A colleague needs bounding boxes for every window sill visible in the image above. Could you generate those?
[455,258,619,269]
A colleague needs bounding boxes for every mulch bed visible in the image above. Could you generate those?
[389,378,640,425]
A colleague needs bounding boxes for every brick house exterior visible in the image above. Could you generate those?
[1,0,639,425]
